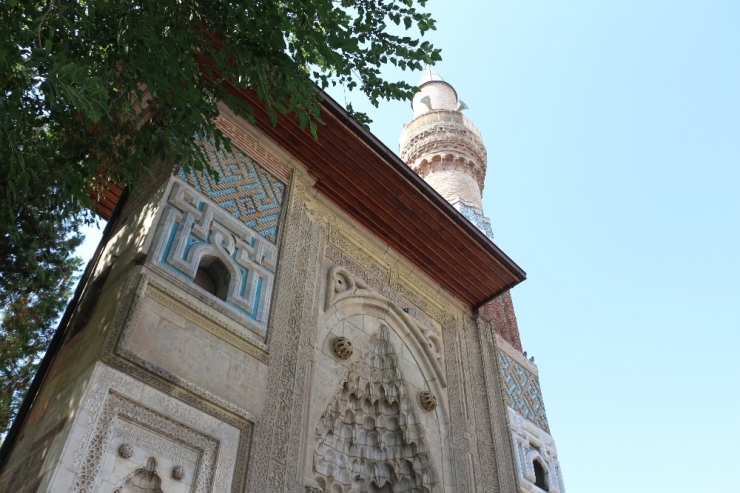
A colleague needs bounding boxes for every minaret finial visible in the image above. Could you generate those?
[418,64,444,86]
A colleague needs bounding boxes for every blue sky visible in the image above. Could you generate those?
[337,1,740,490]
[77,1,740,491]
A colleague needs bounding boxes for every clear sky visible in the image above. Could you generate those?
[77,1,740,491]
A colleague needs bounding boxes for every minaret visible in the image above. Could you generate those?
[400,65,521,350]
[400,66,566,493]
[400,66,486,210]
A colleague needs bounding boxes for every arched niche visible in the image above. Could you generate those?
[307,266,454,491]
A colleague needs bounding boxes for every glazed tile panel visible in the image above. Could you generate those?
[498,352,550,432]
[178,139,286,244]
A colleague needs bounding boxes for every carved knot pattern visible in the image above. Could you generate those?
[153,180,277,333]
[177,139,286,243]
[498,352,550,432]
[313,326,438,493]
[118,443,134,459]
[331,337,354,360]
[417,392,437,413]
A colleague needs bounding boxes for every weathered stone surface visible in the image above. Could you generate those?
[1,84,564,493]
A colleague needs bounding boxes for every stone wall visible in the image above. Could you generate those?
[1,108,523,493]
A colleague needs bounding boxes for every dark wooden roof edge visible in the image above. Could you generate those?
[87,65,527,305]
[316,90,527,292]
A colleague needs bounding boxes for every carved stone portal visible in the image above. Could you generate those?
[312,326,438,492]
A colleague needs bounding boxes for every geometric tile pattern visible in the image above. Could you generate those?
[498,352,550,432]
[178,139,286,244]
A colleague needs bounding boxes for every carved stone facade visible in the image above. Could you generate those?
[0,68,564,493]
[508,408,565,493]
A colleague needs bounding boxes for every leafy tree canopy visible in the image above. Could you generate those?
[1,0,441,235]
[0,0,439,436]
[0,203,83,436]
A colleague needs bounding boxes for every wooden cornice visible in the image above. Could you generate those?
[91,78,526,308]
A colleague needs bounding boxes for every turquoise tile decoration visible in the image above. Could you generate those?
[498,352,550,432]
[178,140,286,244]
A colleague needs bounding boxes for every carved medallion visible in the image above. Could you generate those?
[419,391,438,412]
[118,443,134,459]
[330,337,354,360]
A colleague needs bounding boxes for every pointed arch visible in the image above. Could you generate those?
[324,266,446,388]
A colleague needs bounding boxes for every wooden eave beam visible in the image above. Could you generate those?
[221,81,526,307]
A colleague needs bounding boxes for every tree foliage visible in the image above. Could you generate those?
[1,0,441,235]
[0,204,83,436]
[0,0,440,435]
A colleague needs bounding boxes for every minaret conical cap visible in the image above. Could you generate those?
[418,65,445,86]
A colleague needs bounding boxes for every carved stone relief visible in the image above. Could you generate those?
[434,313,521,493]
[105,267,269,420]
[113,457,164,493]
[330,337,353,360]
[312,326,439,493]
[507,407,565,493]
[324,266,446,388]
[149,178,277,338]
[305,193,456,330]
[418,392,438,413]
[94,264,254,492]
[304,193,516,492]
[246,177,326,492]
[118,444,134,459]
[51,364,243,493]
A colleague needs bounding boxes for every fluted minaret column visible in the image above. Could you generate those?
[399,66,487,210]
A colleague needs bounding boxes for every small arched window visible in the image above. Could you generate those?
[194,257,230,301]
[533,458,549,491]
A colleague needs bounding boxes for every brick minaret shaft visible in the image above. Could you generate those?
[399,66,522,351]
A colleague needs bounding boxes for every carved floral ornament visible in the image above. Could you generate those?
[113,457,163,493]
[324,266,447,388]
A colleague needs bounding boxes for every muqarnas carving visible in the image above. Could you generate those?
[153,180,277,335]
[313,326,438,492]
